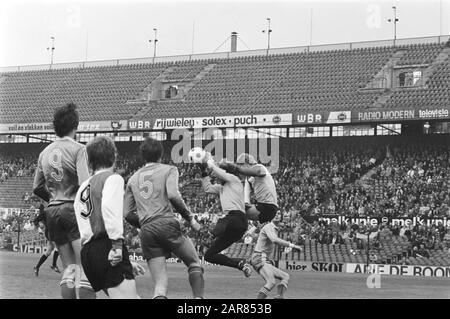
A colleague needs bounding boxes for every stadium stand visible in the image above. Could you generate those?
[1,41,450,123]
[1,135,448,266]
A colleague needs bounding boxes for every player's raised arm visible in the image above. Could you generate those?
[166,167,194,223]
[32,153,51,202]
[123,176,140,228]
[205,155,235,183]
[222,153,266,177]
[220,162,266,177]
[102,174,125,251]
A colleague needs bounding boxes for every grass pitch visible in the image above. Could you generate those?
[0,251,448,299]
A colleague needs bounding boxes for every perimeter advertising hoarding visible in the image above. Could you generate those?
[127,113,293,130]
[301,215,450,227]
[279,260,345,273]
[346,263,450,278]
[293,107,450,125]
[0,120,127,134]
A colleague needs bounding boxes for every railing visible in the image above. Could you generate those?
[0,35,448,73]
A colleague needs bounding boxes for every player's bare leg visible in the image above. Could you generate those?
[148,257,168,299]
[57,242,77,298]
[57,242,75,269]
[57,241,95,299]
[107,279,139,299]
[272,266,289,299]
[71,238,96,298]
[256,264,277,299]
[173,237,205,299]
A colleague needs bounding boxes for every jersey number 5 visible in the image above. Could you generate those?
[139,170,154,199]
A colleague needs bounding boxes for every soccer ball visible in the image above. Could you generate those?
[188,147,206,163]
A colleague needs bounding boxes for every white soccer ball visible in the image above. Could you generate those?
[188,147,206,163]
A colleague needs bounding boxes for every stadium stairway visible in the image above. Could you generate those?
[182,63,218,95]
[362,49,406,91]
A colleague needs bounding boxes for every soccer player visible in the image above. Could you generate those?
[251,211,302,299]
[33,203,60,276]
[32,103,95,299]
[74,136,144,298]
[220,153,278,223]
[124,137,204,299]
[200,153,252,277]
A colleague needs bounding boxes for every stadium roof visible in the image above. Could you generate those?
[0,35,449,73]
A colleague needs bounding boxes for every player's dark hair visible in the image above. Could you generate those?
[53,102,79,137]
[140,137,163,163]
[86,136,117,172]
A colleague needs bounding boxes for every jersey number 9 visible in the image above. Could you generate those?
[49,148,64,182]
[79,184,93,219]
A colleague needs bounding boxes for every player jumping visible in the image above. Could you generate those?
[251,211,302,299]
[74,136,145,298]
[200,153,252,277]
[32,103,95,299]
[33,203,60,276]
[220,153,278,224]
[124,137,204,299]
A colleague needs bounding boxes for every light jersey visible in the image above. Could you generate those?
[33,136,90,206]
[202,174,245,213]
[124,162,183,225]
[74,170,124,246]
[250,164,278,206]
[254,222,279,256]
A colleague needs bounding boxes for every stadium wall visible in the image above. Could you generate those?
[9,242,450,278]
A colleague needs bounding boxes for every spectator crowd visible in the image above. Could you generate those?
[1,136,449,264]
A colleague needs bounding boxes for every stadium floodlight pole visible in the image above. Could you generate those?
[262,17,272,52]
[149,28,158,62]
[387,6,399,47]
[47,36,55,69]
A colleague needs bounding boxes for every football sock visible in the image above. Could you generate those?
[188,265,204,299]
[257,287,271,299]
[35,254,48,269]
[277,283,287,298]
[52,251,59,267]
[79,279,96,299]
